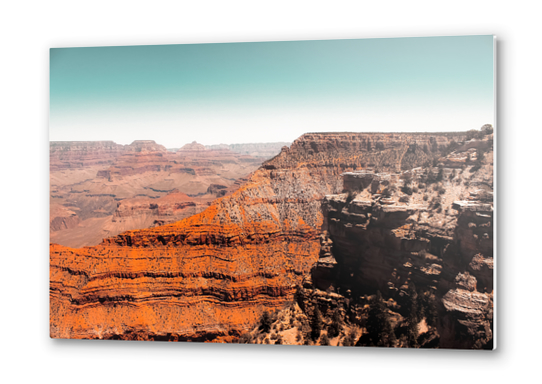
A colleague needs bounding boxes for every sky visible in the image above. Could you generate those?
[50,36,495,147]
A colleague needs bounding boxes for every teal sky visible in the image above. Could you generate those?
[50,36,494,147]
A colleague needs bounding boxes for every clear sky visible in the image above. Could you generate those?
[50,36,494,147]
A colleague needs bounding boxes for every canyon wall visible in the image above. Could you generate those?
[50,131,472,342]
[299,135,494,349]
[50,140,265,248]
[50,141,125,171]
[205,142,291,158]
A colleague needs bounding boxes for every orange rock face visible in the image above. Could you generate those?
[50,132,465,341]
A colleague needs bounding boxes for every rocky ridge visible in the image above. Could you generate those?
[50,140,266,247]
[242,131,493,349]
[50,131,484,343]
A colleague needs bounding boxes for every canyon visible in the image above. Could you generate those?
[50,129,494,349]
[50,140,284,247]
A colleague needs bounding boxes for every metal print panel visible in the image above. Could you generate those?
[49,35,495,349]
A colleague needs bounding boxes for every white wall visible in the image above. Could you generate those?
[1,1,538,383]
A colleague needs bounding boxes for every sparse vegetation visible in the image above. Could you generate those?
[466,129,484,140]
[327,309,342,338]
[401,186,413,195]
[407,284,420,348]
[364,291,396,347]
[238,332,254,344]
[259,310,274,333]
[343,329,357,347]
[311,307,323,341]
[481,124,493,135]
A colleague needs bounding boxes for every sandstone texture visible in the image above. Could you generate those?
[50,133,483,341]
[237,131,494,349]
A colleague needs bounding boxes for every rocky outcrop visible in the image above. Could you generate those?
[50,131,472,342]
[50,140,268,248]
[302,135,494,349]
[50,204,80,231]
[206,142,291,158]
[50,141,125,171]
[177,141,206,153]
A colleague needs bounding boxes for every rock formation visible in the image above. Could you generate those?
[50,141,125,171]
[205,142,291,158]
[50,140,266,248]
[241,131,493,349]
[50,130,493,348]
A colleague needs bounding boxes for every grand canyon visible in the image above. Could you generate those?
[50,126,494,349]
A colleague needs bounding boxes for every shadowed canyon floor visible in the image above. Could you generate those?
[50,130,494,348]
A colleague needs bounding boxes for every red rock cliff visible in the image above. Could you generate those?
[50,132,465,341]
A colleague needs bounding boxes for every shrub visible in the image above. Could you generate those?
[466,129,479,140]
[259,310,273,333]
[311,307,323,341]
[423,194,429,201]
[342,329,357,347]
[418,183,426,189]
[328,309,342,338]
[481,124,493,135]
[401,186,413,195]
[321,334,330,346]
[238,332,253,344]
[444,140,459,155]
[382,184,396,198]
[399,195,410,203]
[412,187,419,193]
[294,285,305,312]
[436,168,444,181]
[365,291,396,347]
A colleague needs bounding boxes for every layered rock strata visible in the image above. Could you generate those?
[50,141,125,171]
[50,131,469,341]
[50,140,266,247]
[301,135,494,349]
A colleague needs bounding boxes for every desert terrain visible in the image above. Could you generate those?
[50,140,287,247]
[50,127,494,349]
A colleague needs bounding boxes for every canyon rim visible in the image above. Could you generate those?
[50,36,495,349]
